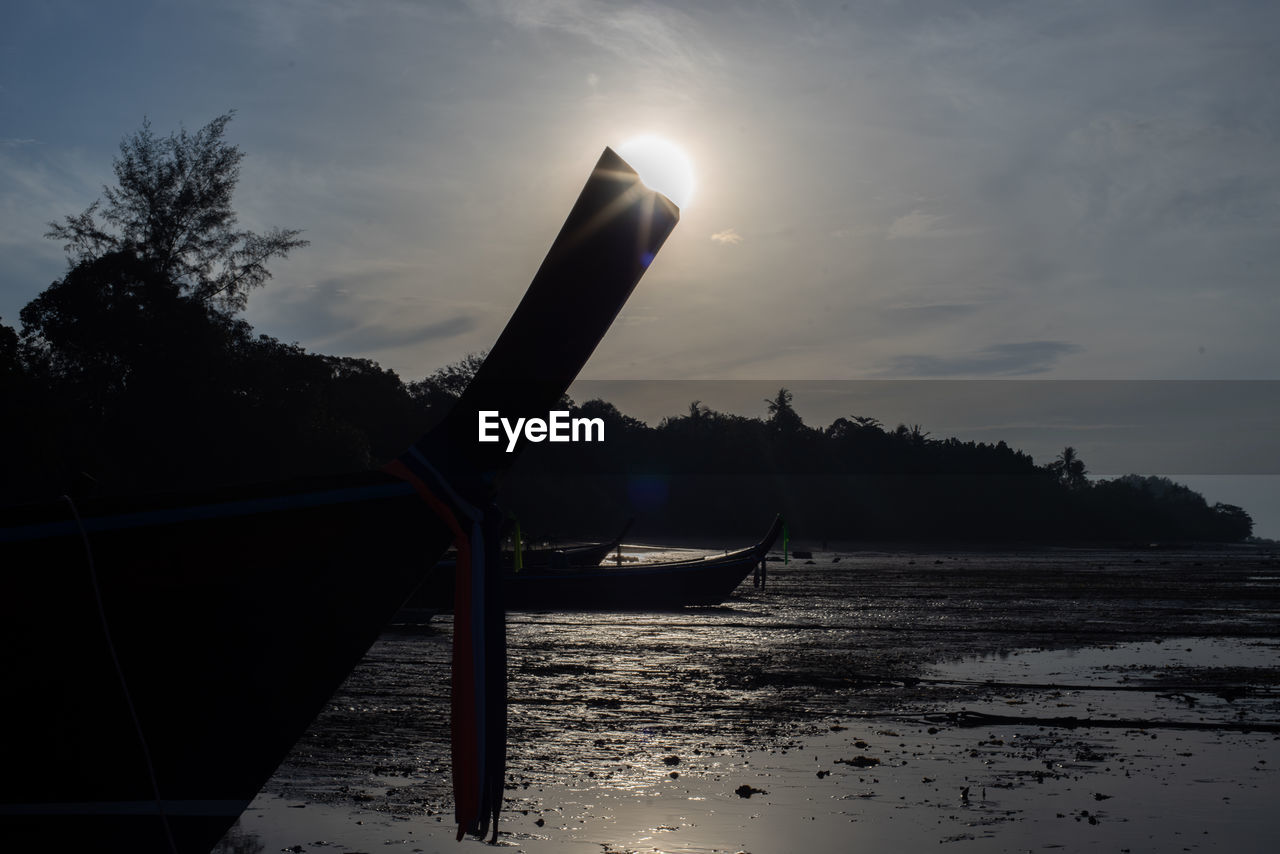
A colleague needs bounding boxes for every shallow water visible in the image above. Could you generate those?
[219,546,1280,852]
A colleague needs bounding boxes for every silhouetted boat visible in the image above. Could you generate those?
[518,518,634,568]
[0,148,678,853]
[400,518,635,616]
[506,516,783,610]
[438,517,634,569]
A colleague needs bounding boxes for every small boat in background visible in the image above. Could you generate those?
[404,518,635,614]
[506,515,783,610]
[494,517,634,569]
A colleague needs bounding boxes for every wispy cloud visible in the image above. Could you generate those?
[0,144,107,303]
[884,209,978,240]
[1060,110,1280,230]
[710,227,742,245]
[323,314,476,355]
[879,341,1084,377]
[256,272,476,357]
[468,0,715,72]
[881,302,984,320]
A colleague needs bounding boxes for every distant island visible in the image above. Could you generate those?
[1,114,1252,545]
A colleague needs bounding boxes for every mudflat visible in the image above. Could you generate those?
[219,545,1280,852]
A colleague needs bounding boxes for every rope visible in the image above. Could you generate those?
[62,495,178,854]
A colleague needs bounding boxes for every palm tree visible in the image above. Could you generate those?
[764,387,804,434]
[1051,446,1088,489]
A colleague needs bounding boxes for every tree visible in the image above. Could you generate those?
[1211,503,1253,541]
[764,387,805,435]
[0,317,18,383]
[408,351,489,403]
[20,250,249,398]
[824,415,882,442]
[905,423,931,447]
[1050,445,1088,489]
[574,398,648,434]
[45,112,307,314]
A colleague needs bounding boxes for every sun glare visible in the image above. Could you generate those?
[617,136,695,209]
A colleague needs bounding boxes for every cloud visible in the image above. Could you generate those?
[1059,111,1280,231]
[884,209,978,240]
[879,341,1083,377]
[0,143,110,320]
[255,273,476,356]
[710,227,742,245]
[469,0,714,73]
[886,210,946,239]
[323,314,477,354]
[879,302,984,323]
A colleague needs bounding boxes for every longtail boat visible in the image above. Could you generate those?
[506,515,783,610]
[518,517,634,568]
[437,517,634,569]
[0,148,678,853]
[399,518,635,615]
[405,516,780,613]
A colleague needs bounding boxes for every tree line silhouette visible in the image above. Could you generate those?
[1,114,1253,544]
[495,390,1252,543]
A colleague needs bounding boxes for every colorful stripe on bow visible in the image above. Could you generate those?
[384,454,507,842]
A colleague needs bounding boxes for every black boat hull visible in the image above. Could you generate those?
[406,516,783,613]
[0,472,446,851]
[506,517,782,610]
[519,518,633,569]
[508,548,762,610]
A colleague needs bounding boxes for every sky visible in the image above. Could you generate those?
[3,0,1278,533]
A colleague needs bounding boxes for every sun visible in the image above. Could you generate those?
[616,136,696,209]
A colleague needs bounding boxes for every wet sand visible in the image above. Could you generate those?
[217,545,1280,852]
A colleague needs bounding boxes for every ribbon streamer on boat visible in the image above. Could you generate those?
[383,452,507,842]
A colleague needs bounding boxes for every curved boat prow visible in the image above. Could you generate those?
[405,148,678,505]
[379,147,679,842]
[0,147,679,853]
[613,517,636,547]
[757,514,786,555]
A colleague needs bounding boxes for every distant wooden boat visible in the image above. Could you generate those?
[506,516,783,610]
[445,517,634,569]
[520,518,633,568]
[0,148,679,853]
[394,520,634,623]
[405,518,635,615]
